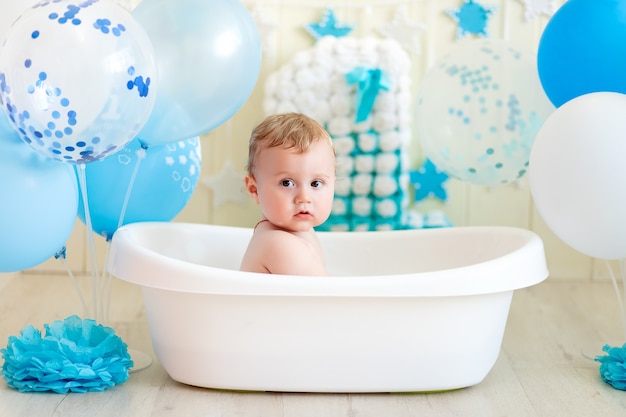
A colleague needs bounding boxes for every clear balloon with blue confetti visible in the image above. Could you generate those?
[0,0,157,164]
[0,105,15,138]
[415,38,554,186]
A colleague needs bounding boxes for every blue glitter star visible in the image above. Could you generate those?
[305,8,354,41]
[410,159,449,202]
[446,0,497,39]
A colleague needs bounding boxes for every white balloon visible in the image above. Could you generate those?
[529,92,626,259]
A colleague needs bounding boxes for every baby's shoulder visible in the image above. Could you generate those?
[254,227,311,249]
[250,228,326,275]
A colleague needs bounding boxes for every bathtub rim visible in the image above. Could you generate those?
[107,222,549,298]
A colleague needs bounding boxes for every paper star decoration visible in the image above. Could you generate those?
[202,159,248,209]
[250,3,279,56]
[305,8,354,41]
[446,0,497,39]
[517,0,557,22]
[409,159,449,203]
[377,6,426,55]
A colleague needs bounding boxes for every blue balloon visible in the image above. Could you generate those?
[133,0,261,146]
[77,137,202,239]
[538,0,626,108]
[0,133,78,272]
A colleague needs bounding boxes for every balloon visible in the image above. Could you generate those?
[0,0,40,41]
[529,92,626,260]
[133,0,261,146]
[537,0,626,108]
[0,0,157,163]
[0,133,78,272]
[415,38,554,186]
[0,108,15,138]
[77,137,202,239]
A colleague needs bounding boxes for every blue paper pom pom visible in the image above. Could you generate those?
[595,343,626,390]
[1,315,133,393]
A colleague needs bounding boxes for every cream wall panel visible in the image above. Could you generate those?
[30,0,609,282]
[466,182,531,227]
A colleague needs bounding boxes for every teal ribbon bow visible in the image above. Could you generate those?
[345,67,391,123]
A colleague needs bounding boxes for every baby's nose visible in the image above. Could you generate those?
[295,188,311,203]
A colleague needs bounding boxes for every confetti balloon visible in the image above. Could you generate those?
[77,137,202,240]
[0,0,40,40]
[415,38,554,186]
[0,134,78,272]
[0,0,157,164]
[132,0,261,146]
[0,105,14,137]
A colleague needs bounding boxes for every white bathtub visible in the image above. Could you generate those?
[107,222,548,393]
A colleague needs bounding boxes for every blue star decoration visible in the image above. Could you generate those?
[305,8,354,41]
[409,159,449,203]
[446,0,497,39]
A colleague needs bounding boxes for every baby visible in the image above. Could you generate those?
[240,113,336,275]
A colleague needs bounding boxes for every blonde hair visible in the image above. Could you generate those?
[246,112,333,175]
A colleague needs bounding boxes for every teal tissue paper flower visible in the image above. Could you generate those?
[595,343,626,390]
[1,315,134,393]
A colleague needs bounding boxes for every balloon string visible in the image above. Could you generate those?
[99,243,113,325]
[76,164,101,321]
[116,145,147,232]
[618,258,626,340]
[94,145,147,324]
[55,246,89,317]
[605,259,626,340]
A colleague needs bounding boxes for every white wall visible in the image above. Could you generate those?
[32,0,613,281]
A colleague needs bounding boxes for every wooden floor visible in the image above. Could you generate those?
[1,273,625,416]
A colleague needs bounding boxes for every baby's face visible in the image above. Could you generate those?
[250,140,335,233]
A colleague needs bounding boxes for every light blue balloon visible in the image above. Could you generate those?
[77,137,202,240]
[0,133,78,272]
[133,0,261,146]
[538,0,626,107]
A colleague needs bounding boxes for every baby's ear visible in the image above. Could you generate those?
[244,175,259,204]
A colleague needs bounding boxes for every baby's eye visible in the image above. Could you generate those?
[311,180,323,188]
[281,179,295,187]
